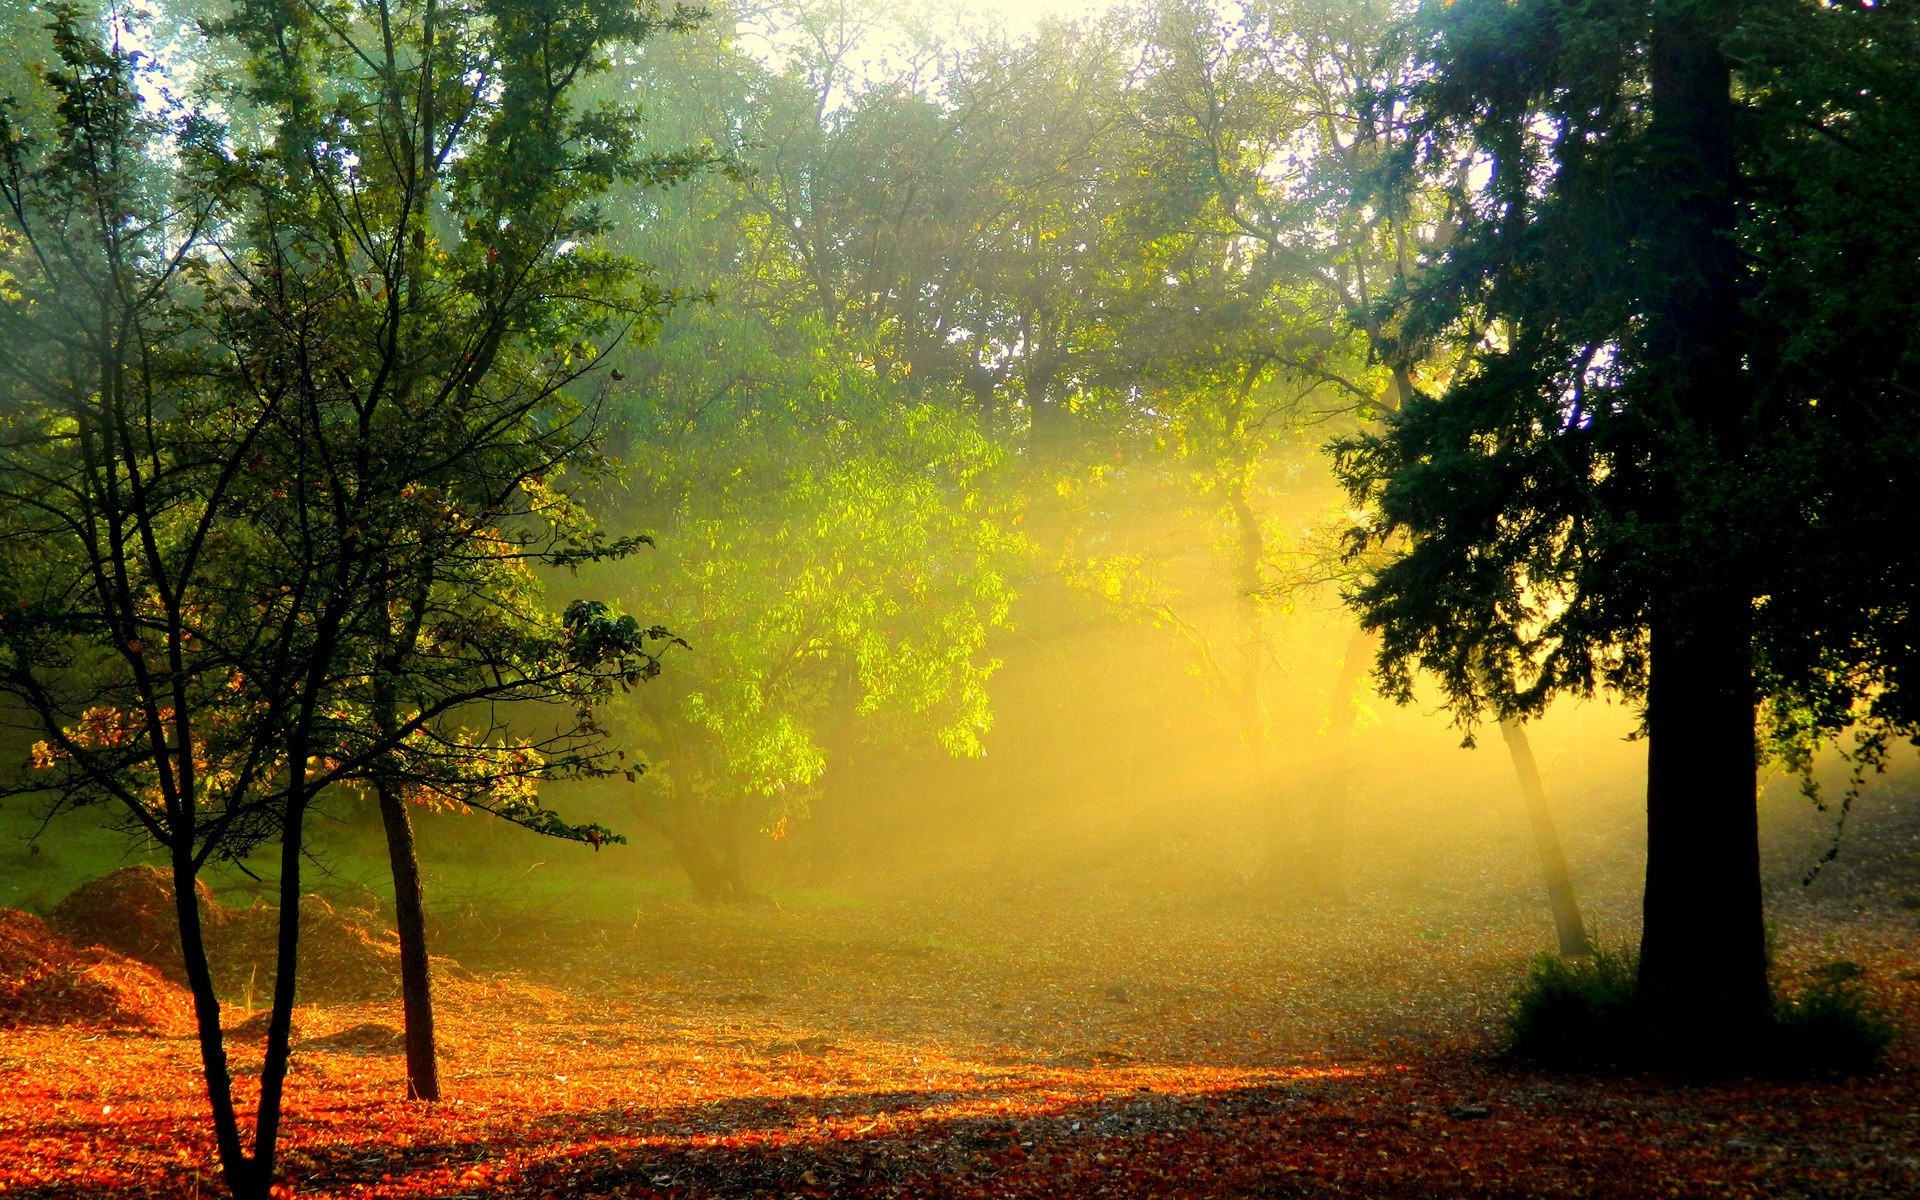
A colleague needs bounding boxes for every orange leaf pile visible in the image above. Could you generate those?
[0,908,190,1033]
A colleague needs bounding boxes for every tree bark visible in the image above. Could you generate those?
[1498,718,1593,959]
[807,654,861,878]
[1025,355,1066,448]
[1637,586,1769,1050]
[1225,485,1286,891]
[247,803,307,1196]
[378,783,441,1101]
[170,852,250,1197]
[1633,0,1771,1054]
[659,805,754,904]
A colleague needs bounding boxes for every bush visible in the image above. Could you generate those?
[1505,949,1641,1068]
[1771,962,1895,1077]
[1505,949,1895,1075]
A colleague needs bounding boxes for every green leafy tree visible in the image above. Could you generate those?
[1135,0,1593,939]
[720,2,1152,442]
[198,0,705,1103]
[576,7,1023,899]
[605,307,1016,899]
[0,0,690,1191]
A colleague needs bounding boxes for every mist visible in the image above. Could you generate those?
[3,0,1918,1197]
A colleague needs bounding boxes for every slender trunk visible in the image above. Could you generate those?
[248,801,307,1194]
[808,655,860,878]
[661,807,752,904]
[1637,586,1768,1050]
[1224,484,1286,885]
[1024,327,1067,450]
[171,851,249,1197]
[372,553,440,1100]
[1298,627,1371,901]
[1285,361,1408,898]
[710,801,750,902]
[1498,719,1593,959]
[1388,365,1416,408]
[968,363,1000,429]
[378,782,440,1101]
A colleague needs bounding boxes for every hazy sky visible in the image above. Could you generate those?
[969,0,1128,28]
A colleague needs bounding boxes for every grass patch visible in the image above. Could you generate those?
[767,887,867,911]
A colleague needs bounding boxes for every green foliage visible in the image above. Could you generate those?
[576,0,1453,891]
[1327,0,1920,1053]
[0,0,702,1189]
[1332,0,1920,755]
[0,0,702,859]
[558,13,1048,888]
[607,306,1019,843]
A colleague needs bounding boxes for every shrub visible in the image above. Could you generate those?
[1504,949,1641,1068]
[1771,962,1895,1077]
[1505,949,1895,1075]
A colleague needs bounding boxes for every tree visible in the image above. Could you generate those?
[569,8,1026,899]
[0,0,688,1191]
[200,0,704,1103]
[602,306,1017,900]
[1334,0,1920,1057]
[1121,0,1384,892]
[1500,717,1592,959]
[722,1,1152,444]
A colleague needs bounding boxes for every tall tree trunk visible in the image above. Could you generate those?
[1291,369,1408,899]
[1297,627,1372,900]
[1498,719,1593,959]
[967,362,1000,430]
[658,805,753,904]
[1634,0,1770,1053]
[1026,356,1065,449]
[232,797,309,1199]
[1225,484,1285,888]
[374,625,441,1101]
[378,782,441,1101]
[1637,586,1768,1049]
[808,654,861,879]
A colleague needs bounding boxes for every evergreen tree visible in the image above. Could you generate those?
[1334,0,1920,1059]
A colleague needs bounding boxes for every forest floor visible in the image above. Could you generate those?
[3,874,1919,1199]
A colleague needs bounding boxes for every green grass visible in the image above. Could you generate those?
[0,795,684,923]
[0,802,168,915]
[767,887,868,911]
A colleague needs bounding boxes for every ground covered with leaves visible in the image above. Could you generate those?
[4,869,1919,1199]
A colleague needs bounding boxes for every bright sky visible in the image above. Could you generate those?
[736,0,1143,97]
[967,0,1131,30]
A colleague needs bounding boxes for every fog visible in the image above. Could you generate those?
[234,466,1906,968]
[3,0,1917,1193]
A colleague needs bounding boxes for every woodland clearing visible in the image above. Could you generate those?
[4,869,1917,1199]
